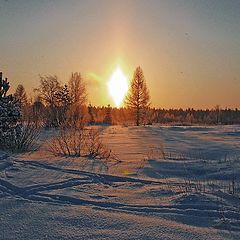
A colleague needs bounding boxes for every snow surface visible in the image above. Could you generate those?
[0,125,240,239]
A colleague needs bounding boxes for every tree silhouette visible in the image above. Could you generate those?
[55,84,71,125]
[14,84,28,107]
[67,72,87,125]
[103,104,112,125]
[68,72,87,106]
[35,75,62,127]
[88,104,95,125]
[125,66,150,126]
[0,72,10,98]
[35,75,61,107]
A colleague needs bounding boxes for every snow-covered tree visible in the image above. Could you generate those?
[0,72,22,150]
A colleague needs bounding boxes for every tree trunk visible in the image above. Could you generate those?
[136,107,140,126]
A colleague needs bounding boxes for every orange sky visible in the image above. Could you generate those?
[0,0,239,108]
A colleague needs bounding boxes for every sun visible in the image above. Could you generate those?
[108,67,128,107]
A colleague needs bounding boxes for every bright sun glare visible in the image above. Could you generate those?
[108,67,128,107]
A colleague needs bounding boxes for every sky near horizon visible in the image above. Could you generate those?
[0,0,239,108]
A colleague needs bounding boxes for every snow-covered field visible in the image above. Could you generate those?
[1,125,240,240]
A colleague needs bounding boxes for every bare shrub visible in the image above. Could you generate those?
[48,127,85,157]
[14,120,41,152]
[86,128,103,157]
[48,126,117,162]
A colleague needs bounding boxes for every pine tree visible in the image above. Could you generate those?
[14,84,28,107]
[88,104,95,125]
[55,84,71,125]
[125,67,150,126]
[55,84,71,108]
[103,104,112,125]
[0,72,22,150]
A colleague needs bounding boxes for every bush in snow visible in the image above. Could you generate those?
[48,124,118,164]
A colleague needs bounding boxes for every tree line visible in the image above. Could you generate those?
[4,68,240,127]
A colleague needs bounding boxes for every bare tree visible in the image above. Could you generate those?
[67,72,87,125]
[35,75,61,107]
[68,72,87,105]
[35,75,62,127]
[125,66,150,126]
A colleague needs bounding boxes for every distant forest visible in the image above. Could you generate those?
[1,71,240,127]
[85,106,240,125]
[26,102,240,126]
[13,101,240,126]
